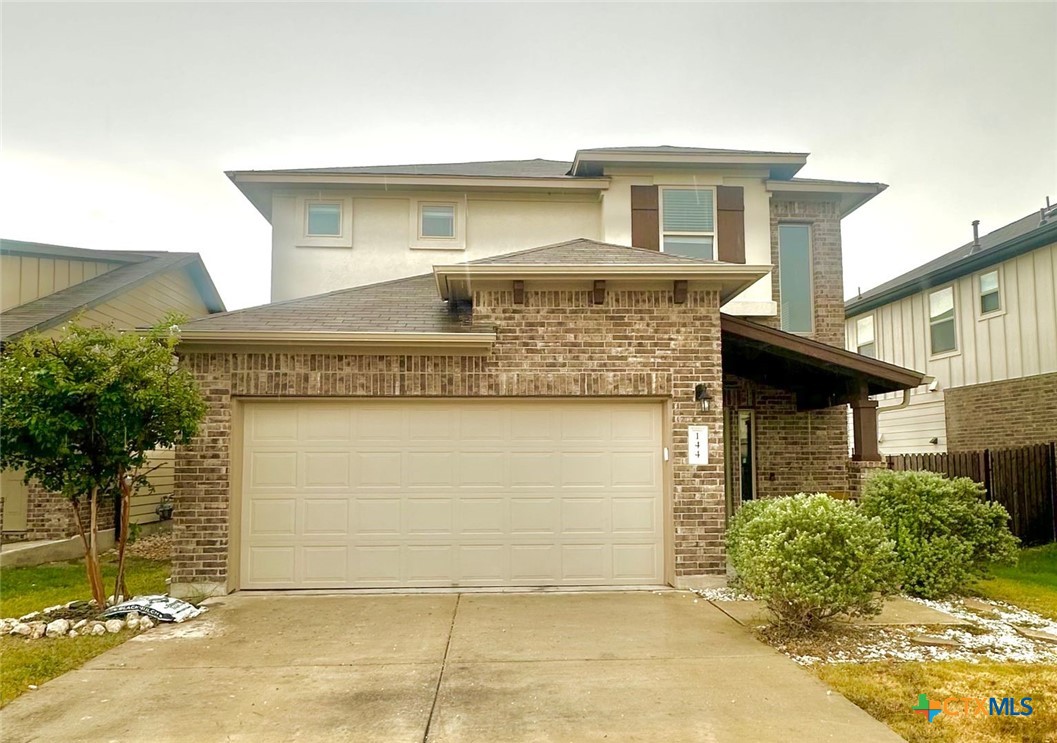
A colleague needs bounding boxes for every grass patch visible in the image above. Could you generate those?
[0,553,170,708]
[816,660,1057,742]
[974,544,1057,621]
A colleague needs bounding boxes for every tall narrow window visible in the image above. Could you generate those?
[306,202,342,237]
[778,223,813,333]
[661,188,715,259]
[979,270,1001,315]
[929,286,957,354]
[738,410,756,502]
[856,315,876,358]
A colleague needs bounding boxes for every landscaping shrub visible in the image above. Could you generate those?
[859,470,1019,599]
[726,493,901,634]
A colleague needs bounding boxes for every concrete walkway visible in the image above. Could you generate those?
[0,592,902,742]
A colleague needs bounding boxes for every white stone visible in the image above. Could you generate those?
[18,611,40,622]
[30,623,46,639]
[45,618,71,638]
[42,604,63,615]
[90,624,106,636]
[10,623,32,637]
[73,619,88,631]
[125,614,140,630]
[138,617,154,631]
[68,630,79,638]
[104,619,124,634]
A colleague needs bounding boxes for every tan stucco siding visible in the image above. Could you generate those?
[1,255,120,311]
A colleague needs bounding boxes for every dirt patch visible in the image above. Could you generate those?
[128,532,172,561]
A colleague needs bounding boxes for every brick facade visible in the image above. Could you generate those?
[945,372,1057,451]
[768,199,846,348]
[2,481,116,543]
[173,287,725,594]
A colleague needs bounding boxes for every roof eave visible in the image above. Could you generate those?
[571,149,810,178]
[433,263,772,304]
[766,180,888,217]
[177,330,496,350]
[846,219,1057,317]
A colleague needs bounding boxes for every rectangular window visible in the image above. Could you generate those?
[660,188,714,260]
[979,270,1001,315]
[778,223,813,333]
[306,202,342,237]
[420,204,455,239]
[929,286,957,354]
[856,315,876,358]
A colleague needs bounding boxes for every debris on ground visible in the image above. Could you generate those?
[102,594,204,623]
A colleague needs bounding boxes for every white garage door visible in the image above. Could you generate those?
[239,400,664,589]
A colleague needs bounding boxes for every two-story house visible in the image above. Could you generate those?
[845,204,1057,455]
[0,240,225,544]
[169,146,925,598]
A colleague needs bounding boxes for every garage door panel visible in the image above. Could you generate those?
[355,452,403,487]
[302,546,349,582]
[354,499,402,535]
[250,499,297,535]
[303,499,350,536]
[406,498,453,535]
[303,452,351,487]
[241,401,663,589]
[249,452,298,488]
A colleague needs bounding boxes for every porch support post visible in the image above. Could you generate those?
[850,383,880,462]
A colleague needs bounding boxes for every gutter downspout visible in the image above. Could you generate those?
[877,375,935,414]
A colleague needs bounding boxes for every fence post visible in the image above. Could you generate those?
[983,448,992,501]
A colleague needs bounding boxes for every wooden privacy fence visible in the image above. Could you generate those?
[886,442,1057,545]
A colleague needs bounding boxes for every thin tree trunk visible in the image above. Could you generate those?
[113,470,132,602]
[79,488,106,606]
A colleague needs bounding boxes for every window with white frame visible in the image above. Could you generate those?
[856,315,876,358]
[660,188,715,260]
[419,203,456,239]
[778,223,813,333]
[306,201,343,237]
[979,269,1001,315]
[929,286,957,354]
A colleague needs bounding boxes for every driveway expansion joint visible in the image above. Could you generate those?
[422,593,460,743]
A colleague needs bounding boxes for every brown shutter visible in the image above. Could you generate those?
[716,186,746,264]
[631,186,659,251]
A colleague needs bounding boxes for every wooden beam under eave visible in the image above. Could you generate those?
[850,384,881,461]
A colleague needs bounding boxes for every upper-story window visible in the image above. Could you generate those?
[855,315,876,358]
[929,286,957,355]
[306,201,343,237]
[777,223,813,333]
[420,204,456,239]
[660,188,715,260]
[979,269,1001,315]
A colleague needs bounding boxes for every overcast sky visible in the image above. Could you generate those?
[2,2,1055,310]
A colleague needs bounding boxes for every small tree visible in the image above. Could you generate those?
[0,318,204,605]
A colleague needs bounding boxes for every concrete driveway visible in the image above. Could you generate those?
[0,592,901,742]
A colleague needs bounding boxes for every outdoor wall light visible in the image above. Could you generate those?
[694,383,712,411]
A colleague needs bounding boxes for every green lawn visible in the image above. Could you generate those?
[0,553,170,707]
[974,543,1057,621]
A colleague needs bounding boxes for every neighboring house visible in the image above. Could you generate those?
[169,146,925,598]
[0,240,225,542]
[845,204,1057,454]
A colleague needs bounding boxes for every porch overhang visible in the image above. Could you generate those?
[720,314,926,410]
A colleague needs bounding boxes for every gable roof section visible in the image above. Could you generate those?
[1,238,159,264]
[0,247,225,341]
[846,208,1057,317]
[177,274,485,346]
[462,238,711,265]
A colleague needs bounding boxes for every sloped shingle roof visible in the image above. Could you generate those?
[235,159,575,178]
[463,238,717,265]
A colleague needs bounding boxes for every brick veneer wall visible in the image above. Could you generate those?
[173,287,725,594]
[724,375,850,502]
[945,372,1057,451]
[766,199,846,349]
[0,482,116,542]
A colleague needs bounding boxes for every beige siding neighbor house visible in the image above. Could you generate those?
[165,146,925,598]
[845,204,1057,454]
[0,240,225,541]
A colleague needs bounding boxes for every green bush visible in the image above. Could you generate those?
[726,493,901,634]
[859,470,1019,599]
